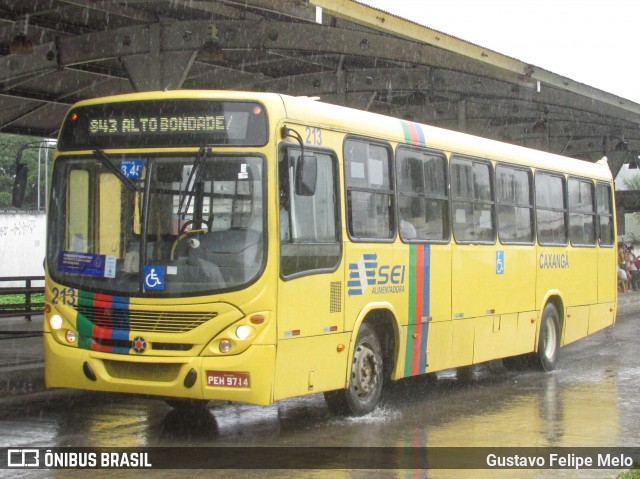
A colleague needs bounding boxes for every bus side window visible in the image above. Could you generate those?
[344,138,394,240]
[396,146,448,242]
[496,165,534,244]
[568,177,596,246]
[535,172,568,246]
[451,157,495,243]
[596,183,614,246]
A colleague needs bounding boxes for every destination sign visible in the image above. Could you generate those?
[58,99,268,150]
[88,115,228,135]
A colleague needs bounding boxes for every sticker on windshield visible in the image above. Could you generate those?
[143,266,165,291]
[238,164,249,180]
[120,159,144,179]
[58,251,116,278]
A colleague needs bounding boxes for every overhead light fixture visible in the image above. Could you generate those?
[199,40,224,62]
[9,18,33,55]
[10,34,33,54]
[199,23,223,62]
[532,120,547,134]
[615,140,629,151]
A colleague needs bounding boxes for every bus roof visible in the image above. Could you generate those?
[65,90,612,182]
[277,93,613,182]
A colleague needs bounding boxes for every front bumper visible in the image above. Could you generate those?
[44,332,276,405]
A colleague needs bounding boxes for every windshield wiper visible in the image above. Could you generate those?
[92,149,137,192]
[177,146,211,219]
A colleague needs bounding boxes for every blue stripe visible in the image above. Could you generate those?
[112,346,131,355]
[415,123,426,146]
[111,329,130,341]
[111,296,130,332]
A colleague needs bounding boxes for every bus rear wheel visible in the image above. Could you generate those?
[535,303,560,371]
[502,303,560,372]
[324,324,384,416]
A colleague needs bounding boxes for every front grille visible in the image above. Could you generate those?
[103,360,182,382]
[75,305,216,333]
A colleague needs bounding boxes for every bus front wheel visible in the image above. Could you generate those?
[324,324,384,416]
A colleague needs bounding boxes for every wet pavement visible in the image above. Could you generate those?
[0,306,639,478]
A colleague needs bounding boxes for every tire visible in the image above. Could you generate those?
[324,324,384,416]
[534,303,561,371]
[502,303,560,372]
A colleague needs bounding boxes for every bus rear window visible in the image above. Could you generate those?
[58,100,268,150]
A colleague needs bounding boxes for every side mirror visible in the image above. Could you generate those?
[12,163,29,208]
[295,154,317,196]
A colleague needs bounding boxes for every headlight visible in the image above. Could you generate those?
[236,325,252,340]
[65,330,77,343]
[50,314,63,330]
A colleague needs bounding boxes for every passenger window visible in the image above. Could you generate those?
[344,139,394,240]
[451,157,495,243]
[535,172,567,245]
[396,147,448,241]
[596,183,614,247]
[568,177,596,246]
[496,165,534,244]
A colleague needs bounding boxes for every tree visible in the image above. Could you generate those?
[0,133,55,210]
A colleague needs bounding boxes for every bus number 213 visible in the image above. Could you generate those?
[305,127,322,145]
[51,287,76,306]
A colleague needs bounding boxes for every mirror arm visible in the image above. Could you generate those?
[280,126,304,154]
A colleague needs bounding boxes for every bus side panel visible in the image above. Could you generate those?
[563,305,590,345]
[473,312,536,363]
[452,245,535,321]
[424,320,453,372]
[473,315,503,364]
[597,245,617,304]
[589,302,616,334]
[273,333,351,401]
[565,248,598,306]
[450,319,474,368]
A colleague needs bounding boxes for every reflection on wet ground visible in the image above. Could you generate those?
[0,314,638,479]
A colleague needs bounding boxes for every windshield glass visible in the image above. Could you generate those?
[47,153,265,296]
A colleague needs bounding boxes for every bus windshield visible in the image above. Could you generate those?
[47,152,265,296]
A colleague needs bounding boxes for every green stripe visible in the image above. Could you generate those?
[400,121,413,144]
[76,290,94,349]
[404,245,417,376]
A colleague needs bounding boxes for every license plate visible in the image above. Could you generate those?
[206,371,250,388]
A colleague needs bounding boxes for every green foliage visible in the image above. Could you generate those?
[622,174,640,191]
[0,293,44,305]
[0,133,55,209]
[615,468,640,479]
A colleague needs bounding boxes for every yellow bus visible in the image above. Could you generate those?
[40,91,617,415]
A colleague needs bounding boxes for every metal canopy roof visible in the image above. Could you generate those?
[1,0,639,178]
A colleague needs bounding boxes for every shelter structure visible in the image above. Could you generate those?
[1,0,640,207]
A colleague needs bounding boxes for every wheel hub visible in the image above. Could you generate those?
[352,345,379,397]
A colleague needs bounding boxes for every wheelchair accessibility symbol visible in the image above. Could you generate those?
[496,251,505,275]
[143,266,165,291]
